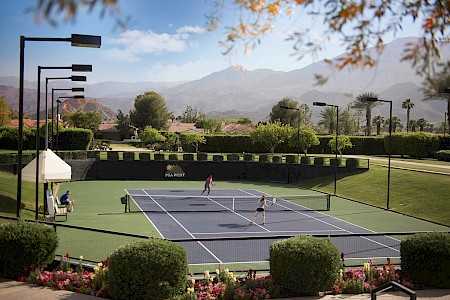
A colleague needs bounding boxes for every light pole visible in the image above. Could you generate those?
[364,97,392,210]
[313,102,339,195]
[51,87,85,147]
[56,96,84,153]
[17,34,100,219]
[279,105,301,161]
[36,73,87,220]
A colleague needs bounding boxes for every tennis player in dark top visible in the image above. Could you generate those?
[250,195,272,225]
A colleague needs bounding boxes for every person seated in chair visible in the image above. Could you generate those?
[60,190,74,212]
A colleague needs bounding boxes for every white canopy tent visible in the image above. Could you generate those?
[22,149,72,183]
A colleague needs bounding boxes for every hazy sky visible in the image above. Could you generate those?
[0,0,424,84]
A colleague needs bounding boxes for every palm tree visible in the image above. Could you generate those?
[401,99,415,132]
[352,92,381,136]
[372,115,384,135]
[417,118,427,132]
[318,107,336,134]
[391,116,402,132]
[423,73,450,132]
[409,119,417,132]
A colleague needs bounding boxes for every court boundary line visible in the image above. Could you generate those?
[206,196,270,232]
[126,192,165,238]
[191,229,345,235]
[251,189,400,254]
[142,190,223,264]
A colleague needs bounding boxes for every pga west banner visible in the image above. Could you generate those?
[165,164,186,178]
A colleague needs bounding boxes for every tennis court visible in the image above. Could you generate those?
[124,188,401,269]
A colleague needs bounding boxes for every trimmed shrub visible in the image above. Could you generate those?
[58,151,73,160]
[213,155,224,162]
[0,221,58,279]
[139,152,151,161]
[435,150,450,162]
[123,152,135,161]
[388,132,440,158]
[314,157,325,166]
[154,153,165,161]
[227,153,240,161]
[168,154,178,160]
[272,155,282,163]
[329,158,342,167]
[197,152,208,161]
[300,156,311,165]
[243,154,254,161]
[400,232,450,288]
[22,153,34,164]
[108,239,188,300]
[259,154,270,162]
[270,236,340,295]
[58,128,93,150]
[0,153,15,163]
[72,151,87,159]
[87,151,100,159]
[346,158,360,168]
[183,154,194,161]
[107,151,119,161]
[285,155,298,164]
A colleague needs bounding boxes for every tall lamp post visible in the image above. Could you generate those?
[51,87,85,147]
[364,97,392,210]
[35,73,87,220]
[279,105,301,161]
[313,102,339,195]
[56,95,85,153]
[17,34,100,218]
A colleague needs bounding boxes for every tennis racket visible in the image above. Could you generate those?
[270,197,277,207]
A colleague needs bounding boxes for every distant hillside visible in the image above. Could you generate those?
[1,37,448,124]
[55,98,116,121]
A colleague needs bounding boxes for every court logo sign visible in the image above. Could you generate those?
[165,164,186,178]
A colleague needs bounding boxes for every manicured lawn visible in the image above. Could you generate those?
[298,165,450,226]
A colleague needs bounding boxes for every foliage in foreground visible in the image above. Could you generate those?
[0,221,58,279]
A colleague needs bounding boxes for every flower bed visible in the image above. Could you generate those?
[19,256,415,299]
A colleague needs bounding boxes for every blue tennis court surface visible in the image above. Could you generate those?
[125,189,400,267]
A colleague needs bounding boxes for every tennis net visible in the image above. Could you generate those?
[124,194,330,213]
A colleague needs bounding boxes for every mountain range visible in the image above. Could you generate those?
[1,37,448,124]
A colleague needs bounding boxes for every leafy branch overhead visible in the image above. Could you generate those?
[206,0,449,83]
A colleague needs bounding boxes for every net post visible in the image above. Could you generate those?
[327,194,331,211]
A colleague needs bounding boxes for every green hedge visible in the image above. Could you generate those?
[107,151,119,161]
[108,239,188,300]
[314,157,325,166]
[0,221,58,279]
[272,155,282,163]
[401,232,450,288]
[0,153,15,163]
[259,154,270,162]
[154,153,165,161]
[387,132,440,158]
[346,158,360,168]
[87,151,100,159]
[0,127,35,150]
[435,150,450,162]
[183,154,194,161]
[300,156,311,165]
[270,236,340,295]
[57,128,93,150]
[285,155,298,164]
[57,151,72,160]
[212,155,224,162]
[227,153,240,161]
[123,152,135,161]
[139,152,151,161]
[168,154,178,160]
[330,158,342,167]
[243,154,254,161]
[71,151,87,159]
[197,153,208,161]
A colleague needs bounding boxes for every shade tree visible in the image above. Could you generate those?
[250,121,291,154]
